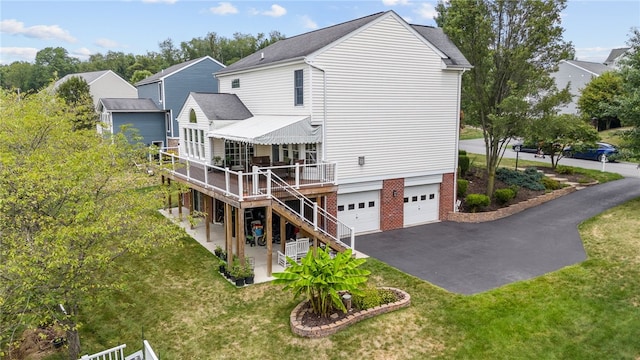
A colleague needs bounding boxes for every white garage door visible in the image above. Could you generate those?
[337,191,380,234]
[403,184,439,226]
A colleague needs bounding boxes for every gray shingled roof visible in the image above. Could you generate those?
[53,70,110,89]
[565,60,610,75]
[217,11,470,75]
[99,98,163,111]
[410,25,471,68]
[604,47,629,65]
[135,56,214,86]
[190,93,253,120]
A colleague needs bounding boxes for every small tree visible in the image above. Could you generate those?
[272,248,370,317]
[56,76,98,130]
[525,113,599,168]
[577,71,624,130]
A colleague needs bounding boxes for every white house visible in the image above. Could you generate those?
[165,11,470,274]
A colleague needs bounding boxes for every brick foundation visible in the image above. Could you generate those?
[381,179,404,231]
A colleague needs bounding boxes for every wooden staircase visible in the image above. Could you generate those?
[271,201,348,252]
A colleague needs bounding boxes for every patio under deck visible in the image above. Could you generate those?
[160,207,367,284]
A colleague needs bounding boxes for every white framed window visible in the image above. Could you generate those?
[305,143,317,164]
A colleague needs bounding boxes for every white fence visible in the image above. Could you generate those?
[79,344,126,360]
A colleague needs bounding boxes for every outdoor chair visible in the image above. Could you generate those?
[296,237,310,258]
[277,241,299,268]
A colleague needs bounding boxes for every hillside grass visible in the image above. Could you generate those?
[38,195,640,360]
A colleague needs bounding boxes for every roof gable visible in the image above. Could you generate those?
[53,70,112,89]
[189,92,253,120]
[135,56,225,86]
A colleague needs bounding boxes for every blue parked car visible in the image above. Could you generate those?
[563,142,619,162]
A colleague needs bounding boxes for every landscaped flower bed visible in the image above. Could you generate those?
[289,287,411,338]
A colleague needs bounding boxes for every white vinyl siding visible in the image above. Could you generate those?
[218,63,312,117]
[176,95,212,163]
[313,16,459,181]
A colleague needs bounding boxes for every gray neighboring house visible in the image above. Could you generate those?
[551,59,612,115]
[135,56,226,147]
[604,47,630,69]
[53,70,137,108]
[97,98,168,148]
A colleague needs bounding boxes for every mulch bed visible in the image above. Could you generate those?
[460,166,590,213]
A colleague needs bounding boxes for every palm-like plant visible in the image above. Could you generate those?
[272,247,370,317]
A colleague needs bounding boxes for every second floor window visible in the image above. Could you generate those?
[294,70,303,106]
[232,79,240,88]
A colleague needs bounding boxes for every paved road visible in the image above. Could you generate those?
[460,139,640,178]
[356,177,640,295]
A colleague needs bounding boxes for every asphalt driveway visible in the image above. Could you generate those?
[356,178,640,295]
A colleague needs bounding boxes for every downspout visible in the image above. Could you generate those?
[453,68,467,212]
[304,59,327,161]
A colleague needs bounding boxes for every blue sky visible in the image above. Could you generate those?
[1,0,638,65]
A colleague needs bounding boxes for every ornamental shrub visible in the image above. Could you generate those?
[272,247,370,316]
[465,193,490,212]
[496,167,545,191]
[352,285,382,310]
[541,176,562,190]
[458,155,470,176]
[457,179,469,197]
[556,165,575,175]
[378,288,398,304]
[494,188,516,204]
[458,149,467,156]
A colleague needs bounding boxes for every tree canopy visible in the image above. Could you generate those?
[0,89,185,359]
[436,0,574,195]
[614,29,640,155]
[55,76,98,130]
[577,71,624,130]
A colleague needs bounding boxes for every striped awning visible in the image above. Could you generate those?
[208,115,320,145]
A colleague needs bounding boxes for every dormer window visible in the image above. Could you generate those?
[232,79,240,88]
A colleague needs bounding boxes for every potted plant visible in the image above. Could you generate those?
[244,258,255,285]
[214,245,223,258]
[229,260,245,286]
[218,258,227,275]
[213,155,222,166]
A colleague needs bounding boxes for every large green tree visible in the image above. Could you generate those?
[577,71,624,130]
[615,29,640,155]
[436,0,574,195]
[0,89,184,359]
[55,76,98,130]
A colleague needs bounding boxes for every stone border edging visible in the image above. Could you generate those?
[447,186,577,223]
[290,287,411,338]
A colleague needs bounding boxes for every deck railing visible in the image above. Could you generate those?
[157,150,337,202]
[79,344,126,360]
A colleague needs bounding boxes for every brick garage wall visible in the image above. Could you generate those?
[381,179,404,231]
[439,172,455,220]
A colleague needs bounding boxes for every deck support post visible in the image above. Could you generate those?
[266,205,273,276]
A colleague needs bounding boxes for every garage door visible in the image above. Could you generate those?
[403,184,439,226]
[337,191,380,234]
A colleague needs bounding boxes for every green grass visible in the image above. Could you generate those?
[460,126,484,140]
[598,126,633,146]
[55,195,640,360]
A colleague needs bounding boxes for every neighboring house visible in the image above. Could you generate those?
[97,98,168,148]
[551,59,611,114]
[163,11,470,275]
[604,47,630,69]
[135,56,226,148]
[53,70,137,108]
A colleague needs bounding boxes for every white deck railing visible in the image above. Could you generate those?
[157,150,337,202]
[79,344,126,360]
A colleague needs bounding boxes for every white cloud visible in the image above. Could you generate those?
[71,47,94,61]
[0,19,76,43]
[301,15,318,30]
[209,2,238,15]
[415,3,437,20]
[252,4,287,17]
[0,47,39,64]
[382,0,411,5]
[94,38,121,48]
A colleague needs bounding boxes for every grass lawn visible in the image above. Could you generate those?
[460,126,484,140]
[61,191,640,360]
